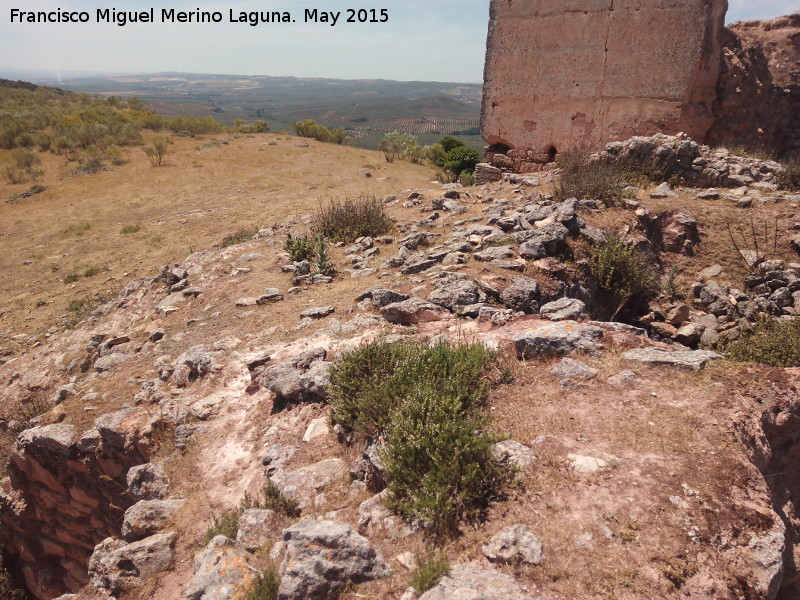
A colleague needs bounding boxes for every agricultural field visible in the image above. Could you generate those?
[142,101,217,117]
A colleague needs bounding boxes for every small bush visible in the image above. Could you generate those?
[329,340,512,536]
[221,226,257,248]
[725,318,800,367]
[443,146,480,182]
[144,136,170,167]
[284,234,314,262]
[313,235,336,276]
[311,195,393,243]
[203,509,239,543]
[589,235,658,320]
[261,481,300,517]
[2,166,29,185]
[120,224,141,235]
[458,170,475,187]
[66,298,86,311]
[409,551,450,592]
[778,163,800,192]
[245,566,280,600]
[329,339,493,438]
[63,274,80,284]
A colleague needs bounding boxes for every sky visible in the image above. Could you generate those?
[0,0,798,84]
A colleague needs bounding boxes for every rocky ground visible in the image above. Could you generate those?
[1,135,800,600]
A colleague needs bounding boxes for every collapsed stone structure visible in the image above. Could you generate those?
[482,2,800,170]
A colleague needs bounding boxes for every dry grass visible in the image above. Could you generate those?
[0,132,434,342]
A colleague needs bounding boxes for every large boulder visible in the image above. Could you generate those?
[380,297,448,325]
[513,321,604,358]
[428,275,482,310]
[270,458,347,507]
[540,298,587,321]
[621,347,722,371]
[418,564,534,600]
[261,348,331,404]
[122,499,184,541]
[127,462,170,501]
[185,536,259,600]
[500,277,540,313]
[482,525,544,565]
[278,520,391,600]
[89,532,177,594]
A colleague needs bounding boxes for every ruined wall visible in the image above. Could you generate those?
[481,0,728,170]
[707,14,800,159]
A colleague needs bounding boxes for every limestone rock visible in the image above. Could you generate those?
[300,306,335,319]
[482,524,544,565]
[278,520,391,600]
[549,358,598,381]
[89,532,177,593]
[492,440,535,470]
[17,424,76,457]
[380,298,448,325]
[650,182,678,199]
[261,350,331,404]
[513,321,603,358]
[621,347,722,371]
[185,536,259,600]
[270,458,347,507]
[418,563,534,600]
[236,509,280,552]
[540,298,587,321]
[357,490,411,538]
[428,276,481,310]
[122,500,184,541]
[127,463,170,501]
[500,276,540,313]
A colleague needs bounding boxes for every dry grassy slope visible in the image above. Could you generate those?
[0,132,434,345]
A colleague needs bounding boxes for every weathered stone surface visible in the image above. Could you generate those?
[492,440,535,470]
[127,463,170,501]
[549,358,598,381]
[482,525,544,565]
[236,509,280,552]
[513,321,603,358]
[418,564,534,600]
[300,306,335,319]
[270,458,347,507]
[357,490,411,538]
[481,0,727,167]
[122,500,184,542]
[380,298,448,325]
[621,347,722,371]
[500,276,539,313]
[428,276,481,310]
[185,536,259,600]
[261,349,331,404]
[278,520,391,600]
[88,532,177,593]
[540,298,587,321]
[518,223,569,259]
[17,424,76,457]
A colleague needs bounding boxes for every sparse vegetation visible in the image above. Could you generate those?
[311,195,393,243]
[379,132,421,163]
[589,235,658,320]
[725,317,800,367]
[328,340,514,535]
[204,483,299,544]
[726,215,778,272]
[284,234,314,262]
[8,183,46,203]
[120,224,141,235]
[221,226,258,248]
[143,136,171,167]
[313,234,336,276]
[245,565,280,600]
[409,551,450,592]
[292,119,351,145]
[778,162,800,192]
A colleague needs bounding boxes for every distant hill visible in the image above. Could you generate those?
[21,71,484,149]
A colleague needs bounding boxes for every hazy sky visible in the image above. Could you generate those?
[0,0,798,83]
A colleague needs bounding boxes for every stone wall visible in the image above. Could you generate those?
[481,0,728,171]
[0,410,153,599]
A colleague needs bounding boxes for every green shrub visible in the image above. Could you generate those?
[292,119,351,145]
[245,566,280,600]
[589,235,658,320]
[221,226,257,248]
[261,481,300,517]
[311,195,393,243]
[329,339,493,438]
[458,171,475,187]
[439,136,465,153]
[725,318,800,367]
[379,132,419,163]
[63,274,80,284]
[284,234,314,262]
[120,224,141,235]
[779,163,800,192]
[329,339,512,536]
[203,509,240,543]
[409,551,450,592]
[313,234,336,276]
[144,136,170,167]
[443,146,480,182]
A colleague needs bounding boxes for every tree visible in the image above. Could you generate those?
[444,146,480,182]
[379,132,418,163]
[439,136,464,153]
